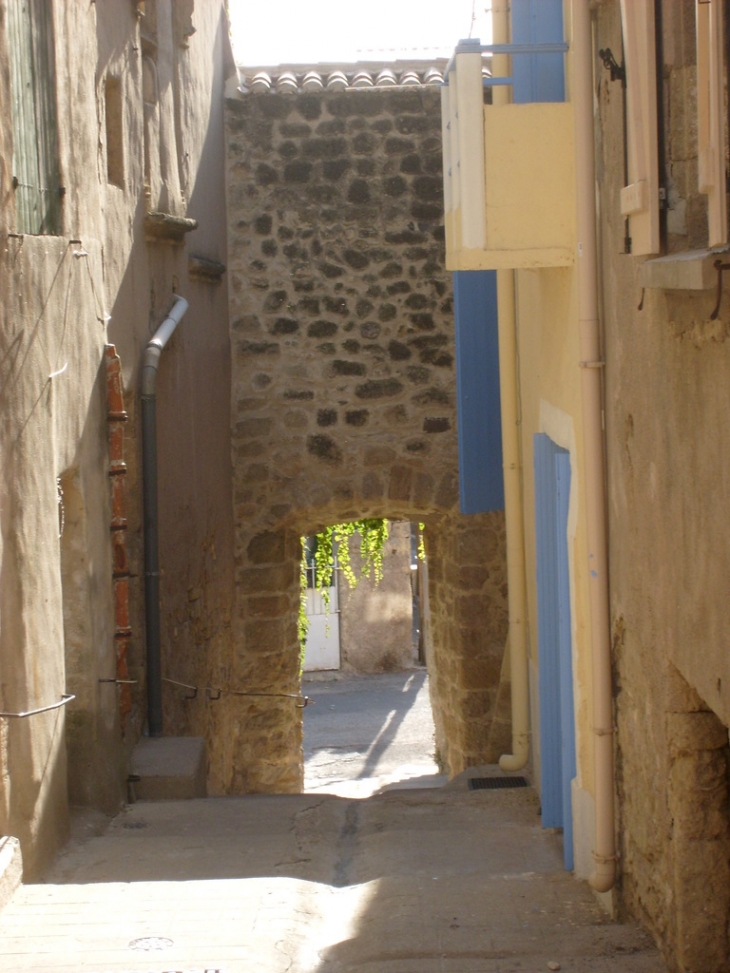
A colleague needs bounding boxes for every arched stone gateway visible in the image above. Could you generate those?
[218,76,509,794]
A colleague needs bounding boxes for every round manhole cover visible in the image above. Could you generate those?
[128,936,174,951]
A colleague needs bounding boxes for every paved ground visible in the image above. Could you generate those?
[303,669,446,796]
[0,670,668,973]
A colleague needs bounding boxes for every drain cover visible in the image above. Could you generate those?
[128,936,174,951]
[468,776,529,790]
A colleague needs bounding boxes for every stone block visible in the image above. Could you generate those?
[673,838,730,972]
[247,531,286,565]
[307,434,342,464]
[245,594,291,619]
[131,737,207,801]
[240,563,297,593]
[669,751,729,839]
[388,466,413,502]
[666,711,728,754]
[355,378,403,399]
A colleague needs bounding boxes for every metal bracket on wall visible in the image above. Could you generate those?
[710,259,730,320]
[598,48,626,86]
[0,694,75,718]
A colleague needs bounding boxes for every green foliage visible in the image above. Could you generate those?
[312,519,389,592]
[299,519,390,656]
[418,522,426,561]
[298,553,309,674]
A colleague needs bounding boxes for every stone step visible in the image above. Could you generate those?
[130,736,206,801]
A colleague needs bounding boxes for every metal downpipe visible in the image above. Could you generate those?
[141,295,188,737]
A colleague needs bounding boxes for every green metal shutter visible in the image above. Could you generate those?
[8,0,61,235]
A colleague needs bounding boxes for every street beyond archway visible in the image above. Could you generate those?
[303,669,446,797]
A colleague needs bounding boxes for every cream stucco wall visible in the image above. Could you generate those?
[514,266,595,815]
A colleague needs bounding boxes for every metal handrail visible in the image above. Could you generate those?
[0,694,75,719]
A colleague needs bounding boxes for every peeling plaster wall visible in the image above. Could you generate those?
[0,0,234,876]
[596,3,730,969]
[224,84,510,792]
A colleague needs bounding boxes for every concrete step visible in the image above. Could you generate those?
[130,736,206,801]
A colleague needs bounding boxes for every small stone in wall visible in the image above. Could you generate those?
[317,409,337,427]
[331,359,366,377]
[307,434,343,464]
[424,417,450,433]
[345,409,368,426]
[355,378,403,399]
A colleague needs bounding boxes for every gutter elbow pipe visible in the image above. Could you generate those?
[141,295,188,737]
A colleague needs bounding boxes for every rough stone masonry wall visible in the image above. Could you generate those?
[596,3,730,970]
[224,84,509,791]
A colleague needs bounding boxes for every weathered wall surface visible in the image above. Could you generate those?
[225,84,509,791]
[338,521,415,674]
[596,3,730,968]
[95,1,235,764]
[0,0,234,876]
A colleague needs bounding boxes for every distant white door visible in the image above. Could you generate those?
[303,569,340,671]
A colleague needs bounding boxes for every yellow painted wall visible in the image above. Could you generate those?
[511,244,601,886]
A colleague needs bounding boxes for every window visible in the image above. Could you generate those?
[696,0,728,247]
[7,0,62,235]
[105,76,125,189]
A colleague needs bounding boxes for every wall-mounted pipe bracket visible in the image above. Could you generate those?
[0,694,75,718]
[710,259,730,319]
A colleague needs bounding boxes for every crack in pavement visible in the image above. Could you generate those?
[332,801,360,888]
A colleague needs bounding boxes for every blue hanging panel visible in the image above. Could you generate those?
[511,0,566,104]
[453,270,504,514]
[534,434,576,871]
[555,449,576,871]
[534,434,562,830]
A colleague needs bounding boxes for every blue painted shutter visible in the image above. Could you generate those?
[511,0,566,104]
[453,270,504,514]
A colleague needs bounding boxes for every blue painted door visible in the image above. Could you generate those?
[534,434,576,870]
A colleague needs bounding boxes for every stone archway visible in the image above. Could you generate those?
[217,76,509,794]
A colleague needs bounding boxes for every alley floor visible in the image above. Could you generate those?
[0,671,667,972]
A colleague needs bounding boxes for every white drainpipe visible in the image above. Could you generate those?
[492,0,531,773]
[572,0,616,893]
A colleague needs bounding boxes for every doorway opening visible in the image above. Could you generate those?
[301,519,441,796]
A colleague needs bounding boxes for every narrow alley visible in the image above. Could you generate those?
[0,672,664,973]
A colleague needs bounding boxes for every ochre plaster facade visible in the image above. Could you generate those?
[596,3,730,969]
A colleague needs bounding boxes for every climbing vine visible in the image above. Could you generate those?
[299,519,426,662]
[312,518,389,591]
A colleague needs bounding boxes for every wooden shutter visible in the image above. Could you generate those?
[697,0,728,248]
[619,0,660,256]
[7,0,61,235]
